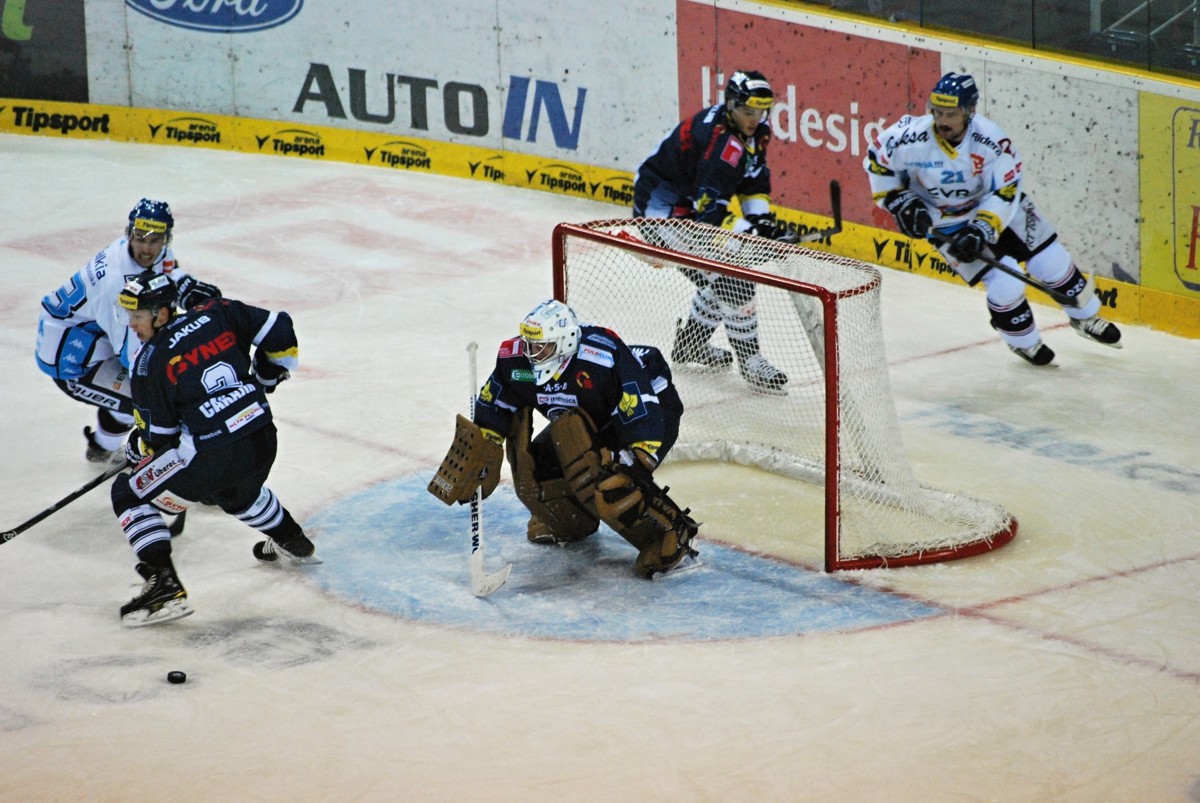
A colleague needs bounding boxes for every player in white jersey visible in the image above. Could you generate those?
[35,199,222,462]
[863,72,1121,365]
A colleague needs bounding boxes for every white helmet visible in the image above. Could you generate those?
[520,299,581,385]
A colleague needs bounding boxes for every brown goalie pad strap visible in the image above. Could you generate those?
[549,409,604,508]
[426,414,502,505]
[507,407,598,540]
[595,464,699,574]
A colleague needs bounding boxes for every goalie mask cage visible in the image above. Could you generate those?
[552,219,1017,572]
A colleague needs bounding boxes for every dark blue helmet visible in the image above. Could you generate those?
[117,269,178,313]
[127,198,174,237]
[930,73,979,111]
[725,70,774,111]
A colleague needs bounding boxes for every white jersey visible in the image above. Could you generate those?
[863,112,1022,236]
[36,237,191,380]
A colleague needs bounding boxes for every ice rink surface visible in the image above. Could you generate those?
[3,134,1200,802]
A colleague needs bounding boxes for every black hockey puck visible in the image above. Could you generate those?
[167,671,187,684]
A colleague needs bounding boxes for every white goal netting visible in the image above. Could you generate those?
[553,218,1015,570]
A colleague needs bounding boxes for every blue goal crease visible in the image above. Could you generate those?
[307,475,941,642]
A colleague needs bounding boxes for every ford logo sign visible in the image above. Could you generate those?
[125,0,303,33]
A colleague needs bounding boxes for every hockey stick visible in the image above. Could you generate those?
[1,461,128,544]
[466,342,512,597]
[927,233,1082,307]
[793,179,842,243]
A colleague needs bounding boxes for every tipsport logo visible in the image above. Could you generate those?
[254,128,326,158]
[524,164,633,204]
[148,116,223,145]
[9,105,111,135]
[365,140,432,171]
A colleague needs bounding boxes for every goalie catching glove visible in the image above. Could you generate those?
[427,414,503,505]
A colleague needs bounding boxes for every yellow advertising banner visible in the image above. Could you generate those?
[1140,93,1200,297]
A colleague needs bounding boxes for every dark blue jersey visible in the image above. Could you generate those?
[474,326,681,458]
[130,298,298,454]
[633,104,773,226]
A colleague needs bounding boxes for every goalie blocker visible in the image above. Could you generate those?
[430,408,697,579]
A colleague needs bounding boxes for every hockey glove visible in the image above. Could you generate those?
[947,220,997,262]
[252,355,290,393]
[616,446,658,483]
[745,213,798,243]
[176,275,222,309]
[882,189,932,239]
[124,432,154,467]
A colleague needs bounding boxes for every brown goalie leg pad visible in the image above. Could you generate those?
[548,409,604,506]
[506,409,598,543]
[427,414,502,505]
[595,468,699,578]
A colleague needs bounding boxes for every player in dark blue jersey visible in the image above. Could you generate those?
[633,70,793,394]
[108,270,316,626]
[429,299,697,579]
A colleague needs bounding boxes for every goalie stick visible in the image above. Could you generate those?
[2,461,129,545]
[927,232,1083,308]
[465,342,512,597]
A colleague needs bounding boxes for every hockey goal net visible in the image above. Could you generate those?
[552,218,1016,571]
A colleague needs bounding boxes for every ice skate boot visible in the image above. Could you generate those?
[253,532,322,565]
[738,353,788,394]
[1008,340,1056,366]
[671,319,732,370]
[83,426,123,465]
[1070,315,1122,348]
[121,563,192,627]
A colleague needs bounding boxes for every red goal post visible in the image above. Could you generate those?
[552,218,1016,571]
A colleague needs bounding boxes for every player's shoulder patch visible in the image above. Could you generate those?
[582,331,616,351]
[578,343,615,369]
[616,381,649,423]
[498,336,524,359]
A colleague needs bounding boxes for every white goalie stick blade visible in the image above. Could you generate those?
[472,548,512,596]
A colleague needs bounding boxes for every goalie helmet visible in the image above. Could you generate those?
[519,299,581,386]
[724,70,774,111]
[930,72,978,111]
[118,269,178,314]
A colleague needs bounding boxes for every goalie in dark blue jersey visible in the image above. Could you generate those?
[428,299,697,579]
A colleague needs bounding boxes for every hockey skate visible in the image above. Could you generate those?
[83,426,124,465]
[121,563,192,627]
[1070,315,1123,348]
[526,512,593,545]
[1008,340,1056,366]
[671,319,733,370]
[739,353,788,395]
[253,532,322,565]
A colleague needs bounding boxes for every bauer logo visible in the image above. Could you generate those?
[370,140,432,171]
[125,0,303,33]
[524,163,588,197]
[254,128,326,159]
[148,116,222,145]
